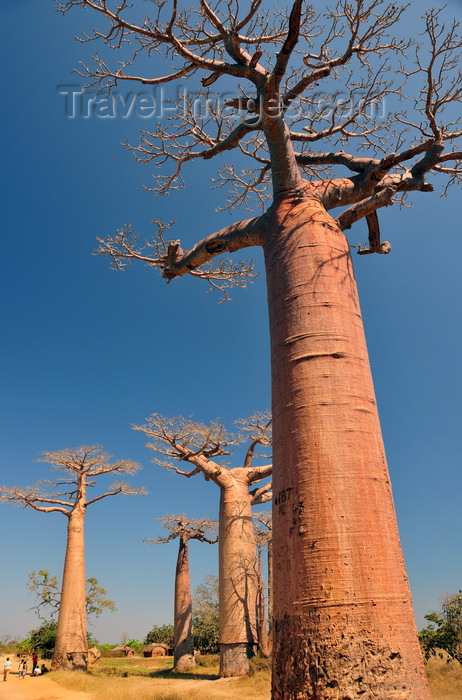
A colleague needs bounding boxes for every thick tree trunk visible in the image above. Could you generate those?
[219,479,259,676]
[174,536,195,671]
[52,509,88,671]
[264,194,431,699]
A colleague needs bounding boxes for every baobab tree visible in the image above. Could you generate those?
[59,0,462,695]
[134,412,272,676]
[0,445,145,671]
[253,511,272,655]
[145,513,218,671]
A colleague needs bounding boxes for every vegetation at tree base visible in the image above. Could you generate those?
[144,624,175,649]
[192,575,220,655]
[29,619,58,655]
[420,592,462,665]
[27,569,117,621]
[23,620,99,656]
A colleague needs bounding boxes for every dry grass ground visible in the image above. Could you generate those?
[3,654,460,700]
[51,654,271,700]
[426,655,462,700]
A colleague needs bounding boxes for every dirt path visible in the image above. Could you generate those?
[0,672,253,700]
[138,676,243,696]
[0,673,94,700]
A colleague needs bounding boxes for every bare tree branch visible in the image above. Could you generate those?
[145,513,218,545]
[0,446,145,515]
[95,216,264,300]
[133,412,272,488]
[250,482,273,505]
[57,0,459,264]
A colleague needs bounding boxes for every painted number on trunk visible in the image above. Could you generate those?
[274,488,292,514]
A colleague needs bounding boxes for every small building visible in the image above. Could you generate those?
[143,642,172,657]
[108,645,136,657]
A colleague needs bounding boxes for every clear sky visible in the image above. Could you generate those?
[1,1,461,645]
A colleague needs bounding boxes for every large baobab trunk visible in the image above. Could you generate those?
[219,481,258,677]
[52,508,88,671]
[174,536,195,671]
[264,195,430,699]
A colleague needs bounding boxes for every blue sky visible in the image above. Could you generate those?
[1,1,461,645]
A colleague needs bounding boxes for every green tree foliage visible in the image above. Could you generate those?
[126,639,144,654]
[192,575,219,654]
[27,569,117,621]
[144,624,175,648]
[29,620,58,655]
[27,570,60,615]
[0,636,20,654]
[85,577,117,619]
[143,578,220,654]
[420,592,462,664]
[16,638,33,654]
[26,619,98,655]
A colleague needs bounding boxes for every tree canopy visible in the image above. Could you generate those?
[64,0,462,292]
[420,592,462,665]
[27,570,117,622]
[0,445,145,516]
[144,623,175,648]
[192,575,219,654]
[145,514,218,546]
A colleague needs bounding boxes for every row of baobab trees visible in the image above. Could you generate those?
[0,411,273,676]
[16,0,462,694]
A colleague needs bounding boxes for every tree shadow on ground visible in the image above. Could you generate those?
[148,668,219,680]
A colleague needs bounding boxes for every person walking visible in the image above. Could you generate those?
[2,657,12,681]
[19,659,28,679]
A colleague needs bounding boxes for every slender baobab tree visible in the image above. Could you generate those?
[59,0,462,695]
[253,511,272,656]
[134,412,272,676]
[0,445,145,671]
[145,513,218,671]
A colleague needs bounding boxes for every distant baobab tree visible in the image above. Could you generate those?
[253,511,272,655]
[0,445,145,671]
[58,0,462,694]
[145,513,218,671]
[134,412,272,676]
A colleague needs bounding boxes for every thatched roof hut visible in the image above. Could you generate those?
[143,642,172,657]
[108,645,136,657]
